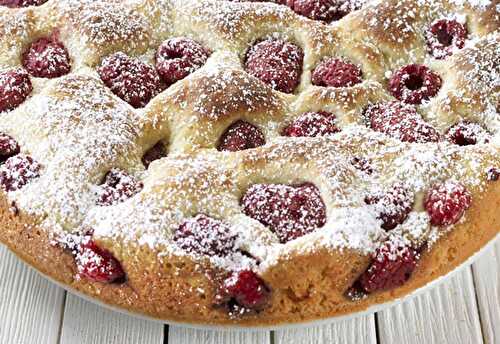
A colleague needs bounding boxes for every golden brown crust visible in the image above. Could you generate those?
[1,179,498,326]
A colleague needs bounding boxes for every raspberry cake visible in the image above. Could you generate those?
[0,0,498,326]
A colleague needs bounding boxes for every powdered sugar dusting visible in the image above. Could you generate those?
[0,0,497,280]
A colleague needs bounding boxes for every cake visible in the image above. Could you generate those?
[0,0,498,326]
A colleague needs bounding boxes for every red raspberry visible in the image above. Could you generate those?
[142,141,167,168]
[174,214,237,257]
[358,244,419,293]
[245,38,303,94]
[222,270,270,310]
[424,181,472,226]
[351,157,373,174]
[286,0,361,21]
[426,19,467,59]
[365,185,414,231]
[217,120,265,152]
[0,69,33,112]
[98,52,163,108]
[282,111,340,137]
[487,167,500,182]
[0,0,47,7]
[446,121,490,146]
[22,37,71,79]
[241,183,326,243]
[366,102,441,143]
[156,37,210,86]
[388,64,442,105]
[76,240,125,283]
[97,169,143,206]
[0,133,20,164]
[311,58,362,88]
[0,155,40,192]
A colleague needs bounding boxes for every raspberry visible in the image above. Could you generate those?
[351,157,373,174]
[22,37,71,79]
[174,214,237,257]
[0,0,47,7]
[76,240,125,283]
[487,167,500,182]
[156,37,210,86]
[446,121,490,146]
[97,169,143,206]
[245,38,303,94]
[358,244,419,293]
[142,141,167,168]
[241,183,326,243]
[424,181,471,226]
[217,120,265,152]
[426,19,467,59]
[221,270,270,310]
[0,133,20,164]
[98,52,163,108]
[311,58,362,88]
[388,64,442,105]
[286,0,361,21]
[282,111,340,137]
[0,69,33,112]
[366,102,441,143]
[365,185,414,231]
[0,155,40,192]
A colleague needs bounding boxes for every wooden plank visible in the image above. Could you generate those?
[274,315,377,344]
[377,267,483,344]
[168,326,270,344]
[0,245,65,344]
[59,294,164,344]
[472,240,500,344]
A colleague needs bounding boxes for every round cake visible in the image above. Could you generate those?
[0,0,498,326]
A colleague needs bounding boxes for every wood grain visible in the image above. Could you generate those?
[0,246,65,344]
[168,326,270,344]
[472,240,500,344]
[59,294,164,344]
[377,267,484,344]
[274,315,377,344]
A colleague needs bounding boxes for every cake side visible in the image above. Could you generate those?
[0,178,498,325]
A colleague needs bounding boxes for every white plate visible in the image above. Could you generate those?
[16,232,500,331]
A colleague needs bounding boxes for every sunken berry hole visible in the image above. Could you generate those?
[487,168,500,182]
[404,73,423,91]
[142,141,168,168]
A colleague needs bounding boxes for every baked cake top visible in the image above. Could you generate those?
[0,0,498,317]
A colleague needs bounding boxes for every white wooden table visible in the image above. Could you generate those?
[0,240,498,344]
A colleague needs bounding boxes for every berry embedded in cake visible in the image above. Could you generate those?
[0,69,32,112]
[98,52,164,108]
[244,38,304,94]
[0,0,498,326]
[22,36,71,79]
[156,37,211,86]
